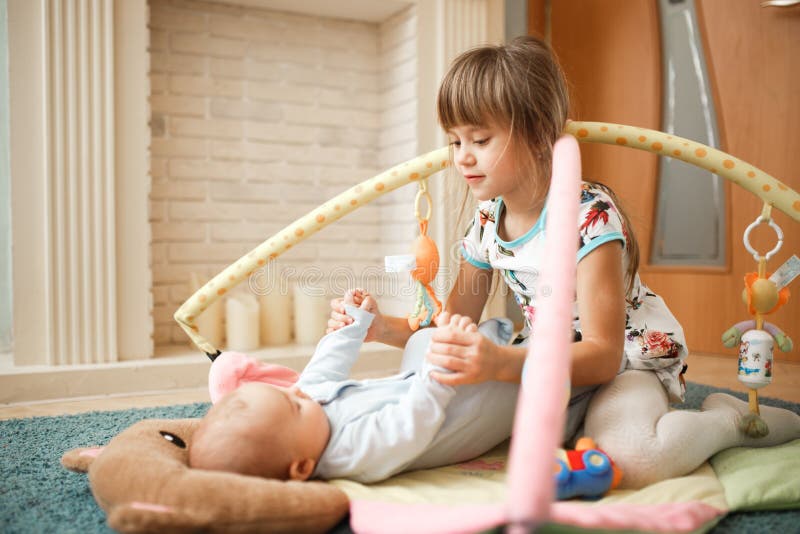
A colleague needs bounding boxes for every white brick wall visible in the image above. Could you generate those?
[149,0,421,345]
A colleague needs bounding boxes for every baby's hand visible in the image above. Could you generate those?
[343,288,361,307]
[327,288,382,339]
[358,294,379,314]
[343,288,379,314]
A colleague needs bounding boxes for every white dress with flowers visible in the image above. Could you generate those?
[460,182,689,403]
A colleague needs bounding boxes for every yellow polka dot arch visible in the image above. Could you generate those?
[175,121,800,356]
[566,121,800,221]
[174,149,451,355]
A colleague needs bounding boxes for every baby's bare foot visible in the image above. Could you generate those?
[434,311,451,327]
[446,313,478,334]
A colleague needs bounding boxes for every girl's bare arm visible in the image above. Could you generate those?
[569,241,627,386]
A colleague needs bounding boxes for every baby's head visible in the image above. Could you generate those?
[189,382,330,480]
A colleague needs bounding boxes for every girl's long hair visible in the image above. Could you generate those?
[436,35,640,294]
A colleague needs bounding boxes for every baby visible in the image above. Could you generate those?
[189,291,519,483]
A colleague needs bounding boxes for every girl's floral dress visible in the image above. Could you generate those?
[461,182,688,402]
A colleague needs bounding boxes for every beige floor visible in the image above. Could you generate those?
[1,353,798,421]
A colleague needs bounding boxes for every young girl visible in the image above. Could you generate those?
[328,36,800,489]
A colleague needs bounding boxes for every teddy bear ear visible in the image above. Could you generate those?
[61,446,105,473]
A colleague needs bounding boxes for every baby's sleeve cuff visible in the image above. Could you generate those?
[344,304,375,327]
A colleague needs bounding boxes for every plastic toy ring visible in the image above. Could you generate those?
[415,189,433,222]
[743,216,783,261]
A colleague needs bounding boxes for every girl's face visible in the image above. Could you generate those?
[447,123,523,202]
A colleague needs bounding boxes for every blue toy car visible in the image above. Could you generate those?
[554,437,620,500]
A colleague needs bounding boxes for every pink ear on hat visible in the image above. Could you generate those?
[208,351,300,404]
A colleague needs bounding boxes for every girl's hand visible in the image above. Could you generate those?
[427,312,503,386]
[326,288,384,342]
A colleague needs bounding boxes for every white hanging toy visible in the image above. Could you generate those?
[721,203,799,437]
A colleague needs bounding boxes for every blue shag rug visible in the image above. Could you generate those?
[1,382,798,534]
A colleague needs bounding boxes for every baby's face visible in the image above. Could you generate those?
[233,382,330,459]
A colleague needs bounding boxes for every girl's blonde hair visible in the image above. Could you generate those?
[436,35,640,293]
[437,35,569,192]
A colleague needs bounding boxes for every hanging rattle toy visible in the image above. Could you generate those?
[721,202,799,438]
[385,178,443,330]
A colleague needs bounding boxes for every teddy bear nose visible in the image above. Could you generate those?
[159,431,187,449]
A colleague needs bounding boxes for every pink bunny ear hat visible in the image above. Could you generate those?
[208,351,300,404]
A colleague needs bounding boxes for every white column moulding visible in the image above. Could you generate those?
[10,0,151,367]
[9,0,49,366]
[43,0,117,364]
[113,0,151,360]
[9,0,134,366]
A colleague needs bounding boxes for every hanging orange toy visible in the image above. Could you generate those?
[384,179,443,331]
[407,219,443,330]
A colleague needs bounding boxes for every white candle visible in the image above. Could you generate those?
[225,291,260,352]
[293,286,329,346]
[259,288,293,346]
[189,272,224,349]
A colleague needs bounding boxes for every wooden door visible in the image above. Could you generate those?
[529,0,800,362]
